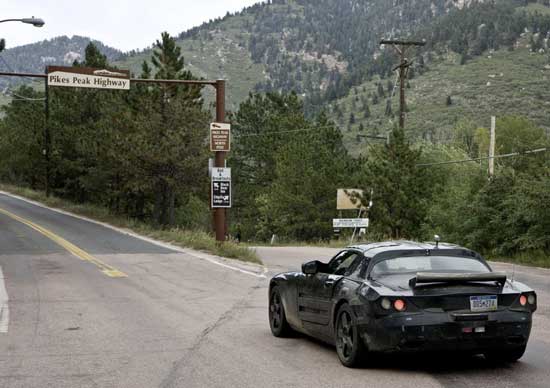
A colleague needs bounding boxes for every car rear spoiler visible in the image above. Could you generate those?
[409,272,507,288]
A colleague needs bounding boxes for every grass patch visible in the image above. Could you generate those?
[0,183,261,265]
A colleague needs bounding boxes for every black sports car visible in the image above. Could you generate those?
[268,241,537,367]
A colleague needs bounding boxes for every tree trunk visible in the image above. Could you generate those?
[153,180,165,227]
[167,186,175,227]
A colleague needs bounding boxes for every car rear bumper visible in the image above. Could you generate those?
[357,309,532,353]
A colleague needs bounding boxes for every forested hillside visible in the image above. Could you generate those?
[117,0,461,111]
[114,0,550,141]
[0,35,122,90]
[3,1,550,138]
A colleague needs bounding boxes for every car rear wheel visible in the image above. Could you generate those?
[484,345,526,363]
[269,286,292,337]
[335,304,366,368]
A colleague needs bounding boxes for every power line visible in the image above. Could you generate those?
[0,56,39,82]
[7,92,45,101]
[417,147,549,167]
[234,125,337,138]
[234,125,388,140]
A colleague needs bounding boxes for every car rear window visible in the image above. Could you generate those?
[370,255,490,279]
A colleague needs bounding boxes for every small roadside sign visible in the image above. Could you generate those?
[46,66,130,90]
[333,218,369,228]
[211,167,231,208]
[210,122,231,152]
[337,189,364,210]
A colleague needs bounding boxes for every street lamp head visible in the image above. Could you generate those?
[21,17,45,27]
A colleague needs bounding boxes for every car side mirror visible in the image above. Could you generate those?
[302,260,321,275]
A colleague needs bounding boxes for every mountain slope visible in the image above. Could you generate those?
[336,37,550,155]
[115,0,550,118]
[0,35,122,89]
[115,0,465,111]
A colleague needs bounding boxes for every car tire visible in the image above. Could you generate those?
[484,345,527,363]
[269,286,293,337]
[335,304,367,368]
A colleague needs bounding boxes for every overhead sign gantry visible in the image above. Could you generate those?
[0,68,230,242]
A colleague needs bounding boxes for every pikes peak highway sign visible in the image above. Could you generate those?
[47,66,130,90]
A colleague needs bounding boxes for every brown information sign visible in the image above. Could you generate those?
[210,122,231,152]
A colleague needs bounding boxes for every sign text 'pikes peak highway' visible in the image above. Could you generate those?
[47,66,130,90]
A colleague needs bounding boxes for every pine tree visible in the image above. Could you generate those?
[140,32,207,226]
[362,127,431,239]
[83,42,108,67]
[151,32,201,103]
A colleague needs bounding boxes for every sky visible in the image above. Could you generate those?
[0,0,262,52]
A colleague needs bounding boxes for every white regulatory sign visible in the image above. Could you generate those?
[333,218,370,228]
[211,168,231,208]
[211,167,231,181]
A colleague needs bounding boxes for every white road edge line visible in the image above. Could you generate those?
[0,266,9,334]
[0,190,267,279]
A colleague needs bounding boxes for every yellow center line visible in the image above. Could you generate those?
[0,207,127,278]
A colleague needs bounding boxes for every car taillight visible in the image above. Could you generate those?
[528,294,536,305]
[394,299,406,311]
[519,295,527,306]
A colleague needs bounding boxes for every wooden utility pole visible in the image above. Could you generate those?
[489,116,496,178]
[214,80,227,242]
[44,73,51,197]
[380,39,426,129]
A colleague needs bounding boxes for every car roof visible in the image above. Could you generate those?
[346,240,470,257]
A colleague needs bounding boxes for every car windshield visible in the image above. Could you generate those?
[370,255,490,279]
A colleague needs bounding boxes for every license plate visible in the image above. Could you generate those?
[470,295,497,312]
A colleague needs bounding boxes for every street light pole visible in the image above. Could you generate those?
[0,18,45,27]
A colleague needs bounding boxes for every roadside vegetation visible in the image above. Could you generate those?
[0,34,260,265]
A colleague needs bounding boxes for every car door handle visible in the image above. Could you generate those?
[324,280,336,287]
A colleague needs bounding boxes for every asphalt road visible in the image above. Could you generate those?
[1,192,549,388]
